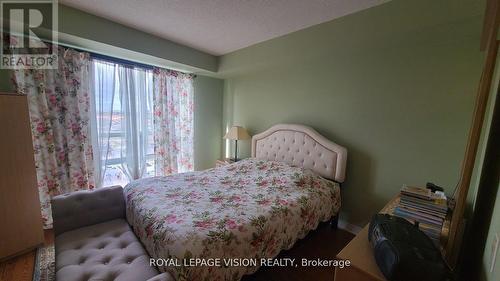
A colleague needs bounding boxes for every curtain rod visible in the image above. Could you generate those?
[44,37,196,76]
[88,52,154,71]
[82,48,197,78]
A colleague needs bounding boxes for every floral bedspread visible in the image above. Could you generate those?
[124,159,340,281]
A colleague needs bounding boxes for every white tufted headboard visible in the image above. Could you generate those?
[251,124,347,183]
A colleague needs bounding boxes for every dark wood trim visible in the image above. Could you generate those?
[481,0,500,51]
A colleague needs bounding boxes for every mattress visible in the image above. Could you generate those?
[124,158,341,281]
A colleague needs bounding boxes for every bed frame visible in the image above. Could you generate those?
[251,124,347,182]
[251,124,348,228]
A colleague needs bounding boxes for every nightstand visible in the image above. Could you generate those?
[333,197,399,281]
[334,195,451,281]
[215,158,235,167]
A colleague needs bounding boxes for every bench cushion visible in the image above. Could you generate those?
[52,186,125,236]
[55,219,163,281]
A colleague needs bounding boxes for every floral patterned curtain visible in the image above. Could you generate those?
[13,46,95,228]
[153,68,194,175]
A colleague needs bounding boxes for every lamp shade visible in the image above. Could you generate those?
[224,126,251,140]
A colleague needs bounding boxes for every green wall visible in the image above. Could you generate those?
[465,53,500,281]
[194,76,224,170]
[467,53,500,217]
[219,0,485,226]
[480,184,500,281]
[0,69,13,92]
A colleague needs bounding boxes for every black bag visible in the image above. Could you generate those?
[368,214,452,281]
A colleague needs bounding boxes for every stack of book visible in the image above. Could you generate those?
[393,185,448,245]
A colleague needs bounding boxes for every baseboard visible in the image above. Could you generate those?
[338,219,362,235]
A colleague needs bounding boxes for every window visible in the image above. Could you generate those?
[91,59,155,187]
[90,58,195,188]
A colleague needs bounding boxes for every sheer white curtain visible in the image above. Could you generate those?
[90,59,154,187]
[90,60,115,188]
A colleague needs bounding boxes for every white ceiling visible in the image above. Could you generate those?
[60,0,390,56]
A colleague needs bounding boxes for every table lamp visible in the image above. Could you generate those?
[224,126,251,162]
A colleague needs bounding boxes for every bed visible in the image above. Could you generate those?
[124,124,347,281]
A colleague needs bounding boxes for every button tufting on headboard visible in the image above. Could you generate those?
[251,124,347,182]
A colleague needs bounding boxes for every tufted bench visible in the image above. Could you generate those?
[51,186,173,281]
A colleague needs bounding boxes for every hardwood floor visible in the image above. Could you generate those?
[242,223,354,281]
[0,230,53,281]
[0,226,353,281]
[0,251,35,281]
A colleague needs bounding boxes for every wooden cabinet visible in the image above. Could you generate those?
[0,94,44,261]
